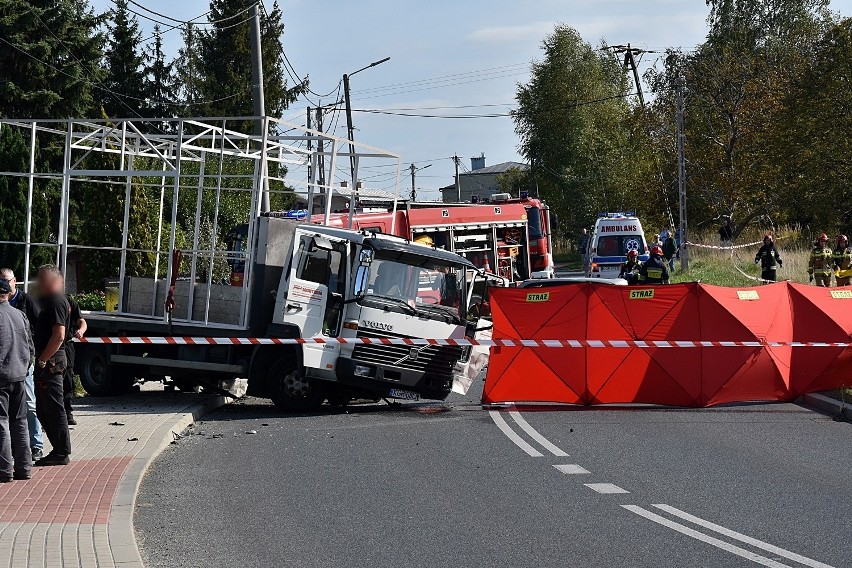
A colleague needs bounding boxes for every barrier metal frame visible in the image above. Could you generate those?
[0,116,401,329]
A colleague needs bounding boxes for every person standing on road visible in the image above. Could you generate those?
[33,265,72,467]
[833,234,852,286]
[63,295,86,426]
[1,268,44,461]
[0,278,35,482]
[808,233,834,287]
[638,246,670,284]
[754,235,783,283]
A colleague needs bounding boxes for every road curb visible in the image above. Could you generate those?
[798,392,849,420]
[108,394,231,567]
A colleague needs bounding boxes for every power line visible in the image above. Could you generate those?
[354,62,529,95]
[349,70,530,102]
[352,92,638,119]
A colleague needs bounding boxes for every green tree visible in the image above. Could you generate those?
[513,25,640,235]
[0,0,104,118]
[779,17,852,233]
[644,0,831,238]
[142,26,178,124]
[197,0,306,130]
[174,22,204,115]
[0,127,53,274]
[101,0,146,118]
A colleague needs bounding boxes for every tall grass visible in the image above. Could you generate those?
[671,226,813,286]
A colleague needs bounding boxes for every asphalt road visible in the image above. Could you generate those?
[135,381,851,568]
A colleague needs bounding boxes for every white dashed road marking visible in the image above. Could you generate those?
[508,410,569,456]
[553,464,590,475]
[585,483,629,494]
[488,410,543,457]
[623,505,819,568]
[652,504,836,568]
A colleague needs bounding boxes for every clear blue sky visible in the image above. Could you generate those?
[91,0,852,199]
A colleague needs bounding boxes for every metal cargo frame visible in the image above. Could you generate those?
[0,116,401,330]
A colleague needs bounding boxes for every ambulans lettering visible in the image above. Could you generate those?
[600,225,639,233]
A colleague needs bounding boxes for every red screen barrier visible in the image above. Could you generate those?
[482,282,852,407]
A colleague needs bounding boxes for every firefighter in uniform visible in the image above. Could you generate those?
[808,233,834,287]
[619,249,642,284]
[754,234,782,283]
[638,246,669,284]
[834,234,852,286]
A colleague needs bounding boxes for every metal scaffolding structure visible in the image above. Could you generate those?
[0,116,401,329]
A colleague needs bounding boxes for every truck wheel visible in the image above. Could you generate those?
[77,346,134,396]
[268,357,325,412]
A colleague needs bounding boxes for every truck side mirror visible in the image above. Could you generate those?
[359,248,374,264]
[353,265,369,298]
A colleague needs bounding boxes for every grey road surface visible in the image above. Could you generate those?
[135,383,851,568]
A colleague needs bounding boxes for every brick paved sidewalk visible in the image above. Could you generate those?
[0,387,228,568]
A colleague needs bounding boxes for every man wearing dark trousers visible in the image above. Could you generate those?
[33,265,72,467]
[1,268,43,460]
[0,278,35,482]
[63,296,86,426]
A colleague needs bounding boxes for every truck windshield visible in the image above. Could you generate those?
[526,206,543,239]
[360,256,467,323]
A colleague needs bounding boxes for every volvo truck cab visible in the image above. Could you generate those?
[259,222,477,411]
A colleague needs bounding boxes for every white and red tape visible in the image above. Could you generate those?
[75,337,852,348]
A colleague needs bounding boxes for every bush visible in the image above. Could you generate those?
[72,291,107,312]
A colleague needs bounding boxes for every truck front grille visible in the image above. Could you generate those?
[352,329,463,376]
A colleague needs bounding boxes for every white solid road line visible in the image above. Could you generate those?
[488,410,543,457]
[652,504,836,568]
[585,483,630,494]
[553,464,591,475]
[623,506,796,568]
[508,410,569,457]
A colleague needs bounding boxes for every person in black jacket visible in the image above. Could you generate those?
[754,235,782,283]
[0,278,35,482]
[638,246,670,284]
[1,268,43,461]
[33,265,72,467]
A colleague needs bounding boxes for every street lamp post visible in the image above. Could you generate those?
[344,57,390,228]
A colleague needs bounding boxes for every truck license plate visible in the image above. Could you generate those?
[389,388,420,401]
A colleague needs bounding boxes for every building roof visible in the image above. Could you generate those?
[461,161,528,176]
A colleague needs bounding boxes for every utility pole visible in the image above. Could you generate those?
[249,2,269,211]
[306,106,313,214]
[343,57,390,228]
[409,163,432,201]
[676,76,688,271]
[316,105,326,191]
[453,155,461,202]
[610,44,655,108]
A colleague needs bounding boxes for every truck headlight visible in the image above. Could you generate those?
[354,365,373,377]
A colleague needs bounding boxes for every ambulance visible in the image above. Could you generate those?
[587,212,649,279]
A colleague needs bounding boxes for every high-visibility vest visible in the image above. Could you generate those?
[809,247,834,276]
[835,246,852,278]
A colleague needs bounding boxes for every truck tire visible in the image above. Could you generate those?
[268,357,325,412]
[77,346,134,396]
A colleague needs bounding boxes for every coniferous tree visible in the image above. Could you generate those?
[198,0,306,131]
[0,0,105,118]
[101,0,146,118]
[174,23,204,116]
[142,26,178,122]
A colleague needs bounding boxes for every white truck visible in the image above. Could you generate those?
[77,217,479,411]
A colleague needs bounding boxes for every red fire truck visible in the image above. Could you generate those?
[315,193,555,282]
